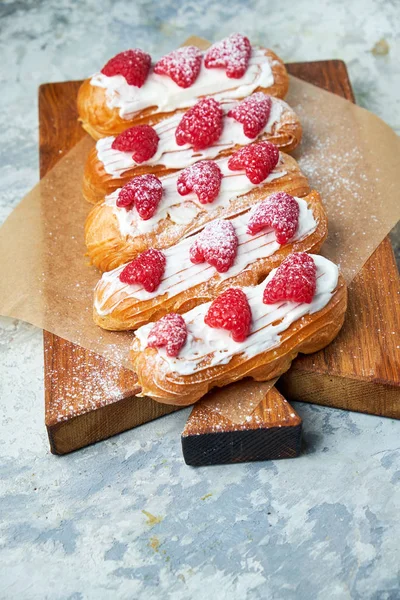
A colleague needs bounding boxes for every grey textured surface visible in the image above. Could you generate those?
[0,1,399,598]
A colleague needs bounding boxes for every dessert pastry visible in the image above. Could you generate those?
[83,94,302,204]
[130,254,347,405]
[77,34,289,140]
[85,143,310,272]
[94,191,327,330]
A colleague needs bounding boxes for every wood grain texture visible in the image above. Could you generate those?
[40,59,399,456]
[182,384,302,466]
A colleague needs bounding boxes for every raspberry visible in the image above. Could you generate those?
[190,220,238,273]
[263,253,317,305]
[154,46,202,88]
[205,288,252,342]
[175,98,224,150]
[101,49,151,87]
[116,174,163,219]
[228,141,279,184]
[119,249,166,293]
[247,192,300,245]
[147,313,187,357]
[204,33,251,79]
[112,125,159,163]
[228,93,272,138]
[177,160,222,204]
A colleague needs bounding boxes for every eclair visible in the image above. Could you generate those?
[85,142,310,272]
[130,254,347,406]
[77,34,289,140]
[94,191,327,331]
[83,94,302,204]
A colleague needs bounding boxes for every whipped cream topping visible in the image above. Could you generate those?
[104,155,287,236]
[96,98,285,178]
[134,255,339,376]
[95,197,317,316]
[90,48,275,120]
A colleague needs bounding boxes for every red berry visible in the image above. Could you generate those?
[247,192,300,245]
[147,313,187,357]
[228,141,279,184]
[175,98,224,150]
[119,249,166,293]
[101,49,151,87]
[154,45,202,89]
[116,174,163,220]
[177,160,222,204]
[205,288,252,342]
[228,93,272,139]
[112,125,159,163]
[190,220,238,273]
[204,33,251,79]
[263,253,317,305]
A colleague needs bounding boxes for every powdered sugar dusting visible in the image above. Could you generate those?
[228,140,280,183]
[190,219,238,273]
[177,160,222,204]
[154,46,202,89]
[147,313,187,357]
[117,174,163,220]
[247,192,300,244]
[205,33,252,79]
[228,92,272,138]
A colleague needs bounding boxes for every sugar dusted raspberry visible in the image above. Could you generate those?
[205,288,252,342]
[175,98,224,150]
[177,160,222,204]
[190,220,238,273]
[228,141,279,184]
[119,248,166,293]
[228,93,272,139]
[147,313,187,357]
[154,46,202,88]
[116,174,163,220]
[247,192,300,244]
[101,49,151,87]
[263,253,317,304]
[204,33,251,79]
[112,125,159,163]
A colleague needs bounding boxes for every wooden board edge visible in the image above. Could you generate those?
[278,370,400,419]
[181,386,303,466]
[47,394,181,455]
[181,422,302,466]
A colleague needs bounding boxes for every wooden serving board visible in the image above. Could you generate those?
[182,382,302,466]
[40,59,400,455]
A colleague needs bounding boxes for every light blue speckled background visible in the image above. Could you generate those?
[0,1,399,598]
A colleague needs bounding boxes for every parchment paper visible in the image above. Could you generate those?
[0,65,399,374]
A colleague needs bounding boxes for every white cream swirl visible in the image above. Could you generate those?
[90,48,275,120]
[134,255,339,375]
[95,197,317,316]
[104,155,287,236]
[96,98,285,178]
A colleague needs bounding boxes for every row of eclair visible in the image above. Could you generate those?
[78,33,347,405]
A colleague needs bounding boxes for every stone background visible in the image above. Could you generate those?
[0,1,399,598]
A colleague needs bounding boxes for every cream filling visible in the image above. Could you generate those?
[96,98,285,178]
[90,48,275,119]
[134,255,339,376]
[104,155,287,236]
[95,197,316,316]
